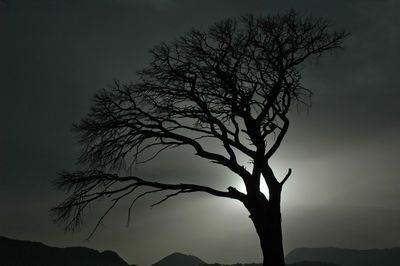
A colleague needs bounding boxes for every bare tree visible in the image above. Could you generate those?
[52,11,347,266]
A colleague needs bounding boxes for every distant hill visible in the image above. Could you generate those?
[205,262,340,266]
[288,262,341,266]
[3,236,399,266]
[152,253,340,266]
[286,247,400,266]
[203,264,262,266]
[0,236,132,266]
[151,252,205,266]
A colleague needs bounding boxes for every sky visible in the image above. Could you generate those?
[1,0,400,265]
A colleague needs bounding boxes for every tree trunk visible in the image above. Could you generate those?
[245,190,285,266]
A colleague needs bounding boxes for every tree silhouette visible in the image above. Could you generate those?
[52,11,347,266]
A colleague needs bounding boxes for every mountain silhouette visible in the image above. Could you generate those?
[2,236,399,266]
[151,253,341,266]
[152,254,339,266]
[285,247,400,266]
[0,236,134,266]
[151,252,205,266]
[205,262,340,266]
[287,262,341,266]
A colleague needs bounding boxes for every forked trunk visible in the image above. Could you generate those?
[245,190,285,266]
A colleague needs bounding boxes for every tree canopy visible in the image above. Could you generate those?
[52,11,347,246]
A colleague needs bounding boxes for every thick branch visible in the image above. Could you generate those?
[265,112,289,159]
[51,170,246,234]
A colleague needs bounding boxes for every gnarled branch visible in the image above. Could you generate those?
[51,170,246,236]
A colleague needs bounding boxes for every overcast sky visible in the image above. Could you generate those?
[1,0,400,265]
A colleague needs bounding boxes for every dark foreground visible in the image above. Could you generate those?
[1,236,399,266]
